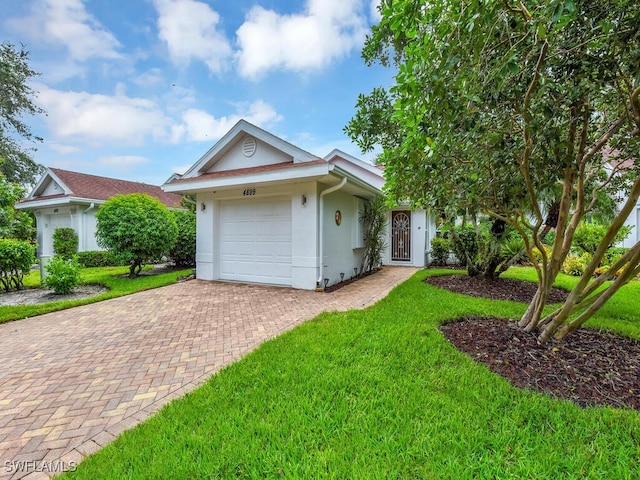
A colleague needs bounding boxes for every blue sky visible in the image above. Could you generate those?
[1,0,391,186]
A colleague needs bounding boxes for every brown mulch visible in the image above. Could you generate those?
[429,272,640,410]
[442,317,640,410]
[426,274,568,303]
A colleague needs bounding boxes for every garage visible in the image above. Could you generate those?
[219,197,292,285]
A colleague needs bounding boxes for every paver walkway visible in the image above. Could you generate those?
[0,266,418,479]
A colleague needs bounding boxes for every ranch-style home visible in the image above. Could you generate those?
[163,120,436,290]
[15,168,183,258]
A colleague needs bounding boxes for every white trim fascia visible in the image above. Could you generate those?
[331,165,383,197]
[164,162,333,193]
[182,119,318,178]
[15,197,105,210]
[324,149,383,177]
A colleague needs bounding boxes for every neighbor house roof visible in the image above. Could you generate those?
[16,168,183,209]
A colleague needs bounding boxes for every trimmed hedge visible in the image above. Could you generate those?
[76,250,124,268]
[53,227,78,260]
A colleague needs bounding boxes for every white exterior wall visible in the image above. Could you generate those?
[321,190,364,287]
[195,182,320,290]
[621,201,640,248]
[34,205,104,257]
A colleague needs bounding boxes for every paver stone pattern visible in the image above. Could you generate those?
[0,267,418,479]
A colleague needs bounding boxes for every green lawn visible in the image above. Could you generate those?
[0,265,193,324]
[62,268,640,479]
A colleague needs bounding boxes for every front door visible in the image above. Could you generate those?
[391,210,411,262]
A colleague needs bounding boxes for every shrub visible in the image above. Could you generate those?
[573,222,632,256]
[169,209,196,267]
[53,227,78,260]
[430,237,450,265]
[603,247,626,267]
[96,194,178,278]
[0,239,35,292]
[44,255,81,294]
[530,244,552,265]
[561,253,591,277]
[501,236,526,264]
[449,224,477,267]
[76,250,123,268]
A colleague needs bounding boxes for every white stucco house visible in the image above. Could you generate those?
[15,168,183,258]
[163,120,436,290]
[622,199,640,248]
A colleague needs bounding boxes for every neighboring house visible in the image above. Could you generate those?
[163,120,436,290]
[15,168,183,258]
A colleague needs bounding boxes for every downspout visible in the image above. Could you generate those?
[317,177,347,286]
[82,203,95,251]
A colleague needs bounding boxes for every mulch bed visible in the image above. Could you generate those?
[442,317,640,410]
[429,272,640,410]
[425,274,568,304]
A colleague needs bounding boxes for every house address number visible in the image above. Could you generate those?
[243,188,256,196]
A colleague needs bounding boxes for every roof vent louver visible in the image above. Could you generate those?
[242,136,257,157]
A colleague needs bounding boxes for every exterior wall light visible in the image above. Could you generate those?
[200,202,206,212]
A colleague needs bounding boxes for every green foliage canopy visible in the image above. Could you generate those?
[0,43,45,185]
[95,194,178,278]
[347,0,640,217]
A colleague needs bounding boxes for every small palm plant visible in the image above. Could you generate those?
[360,196,388,274]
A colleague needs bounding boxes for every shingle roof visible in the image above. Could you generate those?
[168,159,327,183]
[24,168,183,207]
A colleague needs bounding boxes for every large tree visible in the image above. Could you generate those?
[347,0,640,342]
[0,42,45,186]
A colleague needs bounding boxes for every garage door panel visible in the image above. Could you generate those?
[219,197,292,285]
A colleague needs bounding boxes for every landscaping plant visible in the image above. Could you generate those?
[44,255,81,294]
[95,193,178,278]
[168,209,196,267]
[53,227,78,260]
[359,196,387,274]
[0,238,34,292]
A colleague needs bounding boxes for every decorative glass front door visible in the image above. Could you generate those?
[391,210,411,262]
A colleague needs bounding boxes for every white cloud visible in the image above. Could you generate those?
[35,84,172,146]
[370,0,382,22]
[6,0,121,61]
[47,143,81,155]
[236,0,368,79]
[154,0,232,73]
[132,68,165,88]
[98,155,150,171]
[173,100,283,143]
[34,83,283,149]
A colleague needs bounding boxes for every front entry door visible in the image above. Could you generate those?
[391,210,411,262]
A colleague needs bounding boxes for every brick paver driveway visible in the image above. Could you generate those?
[0,266,418,479]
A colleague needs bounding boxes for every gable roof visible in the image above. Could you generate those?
[17,168,183,209]
[180,119,318,178]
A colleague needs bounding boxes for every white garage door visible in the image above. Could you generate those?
[219,197,292,285]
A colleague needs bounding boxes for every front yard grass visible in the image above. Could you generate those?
[0,265,193,324]
[63,268,640,479]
